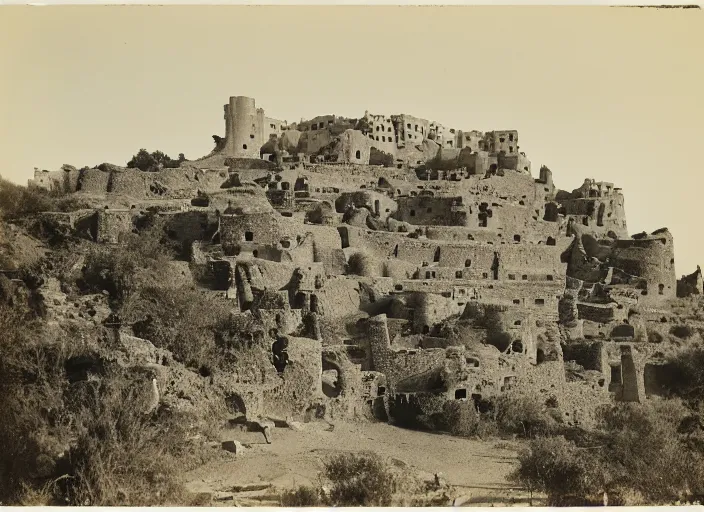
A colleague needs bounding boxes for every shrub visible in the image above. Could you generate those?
[663,344,704,402]
[0,300,206,506]
[0,177,55,219]
[510,400,704,506]
[594,400,701,503]
[323,452,396,506]
[127,149,184,172]
[60,373,193,506]
[493,393,558,438]
[280,485,324,506]
[369,147,394,167]
[347,252,376,277]
[670,324,695,340]
[509,435,604,506]
[79,223,173,304]
[442,400,497,438]
[121,284,231,369]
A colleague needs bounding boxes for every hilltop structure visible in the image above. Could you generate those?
[25,95,703,429]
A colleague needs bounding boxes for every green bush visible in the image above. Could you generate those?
[323,452,396,506]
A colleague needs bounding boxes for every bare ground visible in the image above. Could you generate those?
[184,420,539,506]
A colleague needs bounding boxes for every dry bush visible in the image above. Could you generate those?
[509,435,604,506]
[0,178,55,219]
[493,393,558,438]
[279,485,324,506]
[662,343,704,402]
[79,223,173,304]
[594,399,703,503]
[323,452,396,506]
[0,298,210,506]
[60,374,194,506]
[442,400,497,438]
[347,251,376,277]
[510,400,704,505]
[670,324,696,340]
[121,285,231,370]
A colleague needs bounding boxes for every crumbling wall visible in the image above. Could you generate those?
[609,229,677,304]
[96,209,135,244]
[677,266,703,297]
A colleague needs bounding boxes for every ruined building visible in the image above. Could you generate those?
[26,95,701,428]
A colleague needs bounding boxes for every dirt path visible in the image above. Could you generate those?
[185,421,533,506]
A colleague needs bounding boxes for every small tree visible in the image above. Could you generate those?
[127,149,183,172]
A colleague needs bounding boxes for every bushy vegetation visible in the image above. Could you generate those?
[509,399,704,505]
[664,343,704,402]
[0,300,210,505]
[127,149,186,172]
[0,212,232,505]
[0,177,90,220]
[440,393,558,440]
[670,324,696,340]
[279,452,397,507]
[442,400,497,438]
[79,224,172,304]
[122,285,231,370]
[279,485,324,506]
[369,147,394,167]
[493,394,559,438]
[347,251,376,277]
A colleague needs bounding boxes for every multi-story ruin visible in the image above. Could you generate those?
[27,95,703,428]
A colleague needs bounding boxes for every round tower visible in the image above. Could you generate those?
[226,96,260,158]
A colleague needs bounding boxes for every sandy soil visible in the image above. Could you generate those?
[184,420,536,506]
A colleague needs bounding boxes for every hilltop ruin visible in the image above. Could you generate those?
[25,95,704,429]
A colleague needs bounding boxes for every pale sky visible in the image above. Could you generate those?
[1,6,702,274]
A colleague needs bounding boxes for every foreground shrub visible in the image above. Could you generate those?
[510,400,704,505]
[323,452,396,506]
[509,435,604,506]
[279,485,324,506]
[61,374,193,506]
[0,299,209,506]
[594,399,702,503]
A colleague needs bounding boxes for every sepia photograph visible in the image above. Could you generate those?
[1,3,703,507]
